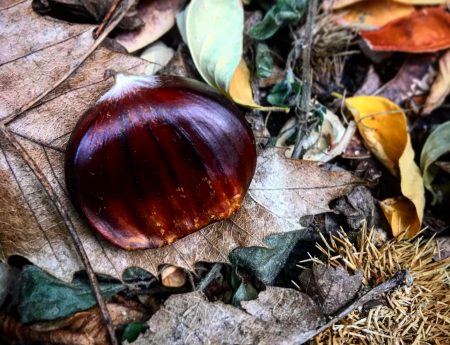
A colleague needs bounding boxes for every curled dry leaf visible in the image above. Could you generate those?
[360,8,450,53]
[333,0,415,29]
[115,0,185,53]
[423,49,450,114]
[345,96,424,238]
[160,266,186,288]
[277,105,355,163]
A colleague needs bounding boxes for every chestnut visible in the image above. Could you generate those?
[65,74,256,250]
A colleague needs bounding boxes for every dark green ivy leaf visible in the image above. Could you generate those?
[248,0,308,40]
[256,43,273,79]
[18,265,126,323]
[231,281,259,306]
[229,231,304,285]
[267,71,301,106]
[121,322,148,343]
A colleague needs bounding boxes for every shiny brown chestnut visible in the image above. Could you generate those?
[65,74,256,250]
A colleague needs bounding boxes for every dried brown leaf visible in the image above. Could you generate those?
[115,0,185,53]
[299,264,363,315]
[423,49,450,114]
[0,302,145,345]
[434,237,450,262]
[132,288,324,345]
[374,53,438,107]
[0,1,362,281]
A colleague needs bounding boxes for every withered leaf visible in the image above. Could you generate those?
[115,0,185,53]
[299,264,363,315]
[0,0,362,281]
[374,54,438,106]
[434,237,450,262]
[132,288,324,345]
[424,49,450,114]
[1,302,145,345]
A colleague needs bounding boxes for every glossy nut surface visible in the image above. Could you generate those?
[65,74,256,250]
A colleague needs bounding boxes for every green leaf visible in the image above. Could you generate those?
[255,43,273,79]
[176,0,243,93]
[121,322,148,343]
[248,0,308,40]
[176,0,287,111]
[122,267,154,282]
[420,121,450,204]
[231,281,258,306]
[267,72,301,106]
[18,266,125,323]
[229,231,304,285]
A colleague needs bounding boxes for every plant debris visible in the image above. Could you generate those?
[1,0,450,344]
[312,228,450,344]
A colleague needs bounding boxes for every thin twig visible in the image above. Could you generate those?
[94,0,124,39]
[125,286,191,297]
[0,128,118,345]
[196,263,223,291]
[1,0,133,127]
[0,2,136,344]
[291,0,319,159]
[293,269,412,343]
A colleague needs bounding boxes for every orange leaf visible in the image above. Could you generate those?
[334,0,415,28]
[360,8,450,52]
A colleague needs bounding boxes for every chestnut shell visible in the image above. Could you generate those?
[65,74,256,250]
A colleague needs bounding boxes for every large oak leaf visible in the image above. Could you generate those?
[0,0,362,281]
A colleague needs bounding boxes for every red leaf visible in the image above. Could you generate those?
[360,8,450,52]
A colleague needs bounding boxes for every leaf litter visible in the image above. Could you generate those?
[1,0,450,344]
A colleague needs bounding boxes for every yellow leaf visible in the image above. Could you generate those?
[229,60,289,112]
[379,197,420,238]
[334,0,415,28]
[345,96,424,238]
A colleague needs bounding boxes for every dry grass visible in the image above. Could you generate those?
[307,228,450,344]
[294,13,358,88]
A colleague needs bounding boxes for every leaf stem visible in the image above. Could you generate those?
[291,0,319,159]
